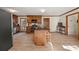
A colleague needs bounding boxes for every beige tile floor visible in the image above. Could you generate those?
[51,33,79,51]
[9,32,79,51]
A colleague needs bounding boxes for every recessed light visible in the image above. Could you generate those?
[40,9,46,13]
[8,9,17,13]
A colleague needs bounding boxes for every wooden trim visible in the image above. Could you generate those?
[67,12,79,16]
[66,16,68,34]
[42,15,60,17]
[60,7,79,16]
[18,15,60,17]
[43,18,50,30]
[78,13,79,39]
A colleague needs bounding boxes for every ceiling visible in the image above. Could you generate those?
[1,7,77,16]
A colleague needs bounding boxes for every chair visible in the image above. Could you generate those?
[57,22,65,34]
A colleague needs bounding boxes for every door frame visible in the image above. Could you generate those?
[66,12,79,39]
[20,18,27,31]
[43,17,50,30]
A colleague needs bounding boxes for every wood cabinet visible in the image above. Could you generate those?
[26,26,32,33]
[26,15,42,33]
[27,16,42,23]
[33,30,50,46]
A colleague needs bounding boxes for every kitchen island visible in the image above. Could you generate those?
[33,29,51,46]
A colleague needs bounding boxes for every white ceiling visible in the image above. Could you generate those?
[1,7,77,16]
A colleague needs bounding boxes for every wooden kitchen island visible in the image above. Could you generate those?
[33,30,50,46]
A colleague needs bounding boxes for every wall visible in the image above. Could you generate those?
[59,15,66,26]
[60,8,79,26]
[13,15,18,24]
[0,9,12,51]
[42,16,59,32]
[18,16,27,31]
[60,8,79,35]
[18,16,59,32]
[50,17,59,32]
[18,16,27,25]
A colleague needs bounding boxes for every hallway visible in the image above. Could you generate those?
[9,32,79,51]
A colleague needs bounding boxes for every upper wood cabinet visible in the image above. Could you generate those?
[27,15,42,23]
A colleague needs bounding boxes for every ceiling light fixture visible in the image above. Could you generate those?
[8,9,17,13]
[40,9,46,13]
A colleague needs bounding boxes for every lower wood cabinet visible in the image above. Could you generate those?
[26,26,32,33]
[33,30,50,46]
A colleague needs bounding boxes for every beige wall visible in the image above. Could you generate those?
[18,16,60,32]
[59,8,79,26]
[60,8,79,35]
[50,17,59,32]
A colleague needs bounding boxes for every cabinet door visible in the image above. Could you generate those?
[34,30,49,46]
[27,16,32,23]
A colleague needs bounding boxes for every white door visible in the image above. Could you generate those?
[20,18,26,31]
[68,16,75,35]
[68,14,78,36]
[74,14,78,36]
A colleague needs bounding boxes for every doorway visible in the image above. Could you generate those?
[20,18,27,32]
[66,12,79,39]
[68,14,78,37]
[43,18,50,30]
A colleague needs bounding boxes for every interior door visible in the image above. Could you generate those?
[68,14,78,37]
[68,16,75,35]
[43,18,50,30]
[20,18,26,31]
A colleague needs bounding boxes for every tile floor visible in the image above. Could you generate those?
[9,32,79,51]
